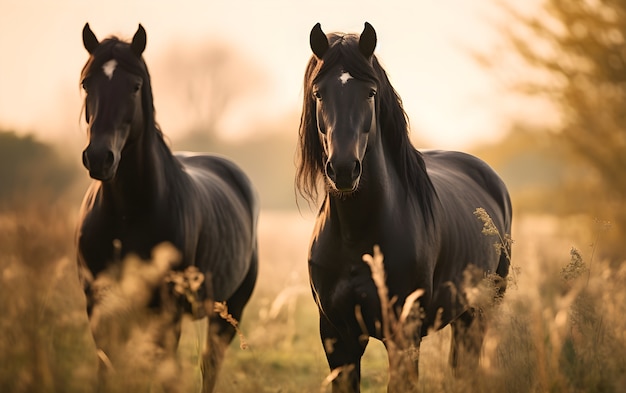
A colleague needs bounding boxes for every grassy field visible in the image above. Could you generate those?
[1,203,625,392]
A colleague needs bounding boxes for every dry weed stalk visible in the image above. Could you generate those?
[362,245,392,339]
[365,246,423,388]
[168,266,206,318]
[214,301,248,350]
[320,365,354,393]
[362,245,424,342]
[473,207,516,286]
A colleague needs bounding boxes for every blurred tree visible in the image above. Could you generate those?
[154,40,293,210]
[0,131,77,209]
[153,40,267,139]
[487,0,626,253]
[173,113,301,211]
[471,124,597,215]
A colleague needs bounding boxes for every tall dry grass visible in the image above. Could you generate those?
[0,201,96,392]
[216,212,626,392]
[1,203,626,392]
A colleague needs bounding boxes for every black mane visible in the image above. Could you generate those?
[296,32,437,222]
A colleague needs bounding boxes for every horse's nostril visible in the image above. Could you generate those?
[325,161,336,180]
[104,151,115,170]
[352,160,362,178]
[82,150,90,169]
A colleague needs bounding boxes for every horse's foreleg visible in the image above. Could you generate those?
[201,315,234,393]
[201,251,257,393]
[449,307,486,375]
[150,284,185,393]
[153,317,184,393]
[320,317,367,393]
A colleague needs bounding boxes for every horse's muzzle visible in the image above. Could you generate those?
[83,147,117,181]
[325,159,362,192]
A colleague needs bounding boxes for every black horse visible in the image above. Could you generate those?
[76,24,258,392]
[297,23,512,392]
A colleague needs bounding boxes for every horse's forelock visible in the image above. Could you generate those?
[314,33,378,84]
[81,38,148,81]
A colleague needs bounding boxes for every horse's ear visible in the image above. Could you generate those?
[83,23,99,54]
[358,22,377,58]
[131,24,147,56]
[310,23,329,59]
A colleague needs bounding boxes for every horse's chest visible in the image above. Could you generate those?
[310,236,416,291]
[79,210,175,272]
[310,227,422,276]
[310,258,380,319]
[308,222,433,323]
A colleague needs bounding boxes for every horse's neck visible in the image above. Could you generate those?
[328,143,396,236]
[103,129,177,215]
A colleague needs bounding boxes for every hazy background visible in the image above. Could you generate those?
[3,1,626,391]
[0,0,544,149]
[0,0,552,211]
[2,0,624,244]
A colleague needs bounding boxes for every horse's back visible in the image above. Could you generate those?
[177,152,258,215]
[424,150,511,232]
[176,152,259,301]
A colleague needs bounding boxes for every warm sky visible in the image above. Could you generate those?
[0,0,542,150]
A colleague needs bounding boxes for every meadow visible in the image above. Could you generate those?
[1,200,625,392]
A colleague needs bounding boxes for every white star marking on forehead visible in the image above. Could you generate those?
[102,59,118,80]
[339,71,353,85]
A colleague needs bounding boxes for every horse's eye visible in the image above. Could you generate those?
[133,82,142,93]
[81,81,89,93]
[368,89,377,98]
[313,91,322,100]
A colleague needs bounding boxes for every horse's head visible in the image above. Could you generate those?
[80,24,147,181]
[307,22,378,194]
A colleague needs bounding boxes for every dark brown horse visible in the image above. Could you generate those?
[76,24,258,392]
[297,22,512,392]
